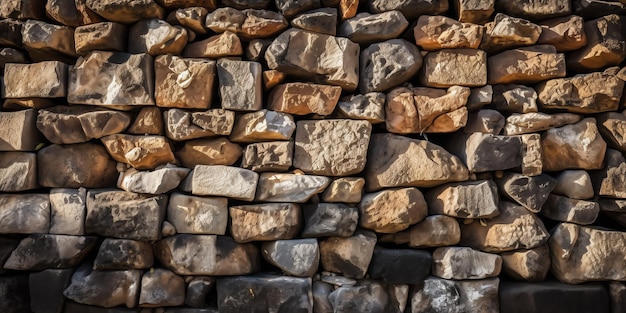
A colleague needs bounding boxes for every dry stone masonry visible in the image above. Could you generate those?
[3,0,626,312]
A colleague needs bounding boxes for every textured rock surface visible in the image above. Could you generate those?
[360,39,422,93]
[432,247,502,280]
[0,152,37,192]
[165,108,234,141]
[37,106,131,144]
[4,234,96,270]
[63,264,141,308]
[217,275,312,312]
[268,82,341,115]
[537,72,624,113]
[541,118,607,171]
[4,62,67,98]
[501,245,550,282]
[302,203,359,237]
[167,192,228,235]
[155,55,215,109]
[427,180,499,218]
[183,165,258,201]
[230,203,301,242]
[410,277,500,313]
[320,230,376,279]
[0,110,41,151]
[568,14,626,72]
[359,187,427,233]
[421,48,487,88]
[488,45,566,84]
[101,134,175,170]
[38,143,118,188]
[94,238,153,270]
[261,239,319,276]
[255,172,330,202]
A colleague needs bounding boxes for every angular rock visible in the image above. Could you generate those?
[165,109,235,141]
[366,133,469,191]
[37,106,131,144]
[0,194,48,234]
[183,31,243,58]
[294,119,371,176]
[503,112,581,136]
[85,190,167,241]
[75,22,127,55]
[238,9,289,39]
[360,39,422,93]
[538,15,587,51]
[368,247,431,284]
[127,107,164,135]
[274,0,319,17]
[466,85,493,111]
[38,143,118,188]
[499,281,609,313]
[433,247,502,280]
[167,192,228,235]
[319,230,376,279]
[230,110,295,143]
[568,14,626,72]
[155,55,215,109]
[480,13,542,53]
[497,0,571,20]
[598,112,626,153]
[460,201,549,252]
[501,245,550,282]
[338,11,408,44]
[101,134,175,170]
[421,49,486,88]
[262,69,285,89]
[174,7,208,35]
[409,277,500,313]
[268,82,341,115]
[0,0,45,19]
[4,234,96,270]
[403,215,461,248]
[2,98,54,110]
[463,109,505,134]
[246,38,272,62]
[94,239,153,270]
[154,234,259,275]
[549,222,626,283]
[328,281,404,313]
[449,132,522,172]
[230,203,301,243]
[359,187,427,233]
[322,177,364,203]
[118,165,190,194]
[427,180,499,218]
[553,170,594,199]
[592,149,626,198]
[454,0,495,24]
[0,19,23,48]
[49,188,86,235]
[182,165,258,201]
[265,28,359,91]
[336,92,385,123]
[128,19,187,55]
[217,59,263,112]
[261,239,319,276]
[301,203,358,237]
[368,0,448,19]
[488,45,566,84]
[68,51,155,107]
[3,62,67,98]
[85,0,164,24]
[536,72,624,113]
[423,106,469,133]
[0,109,41,147]
[312,281,333,313]
[518,135,542,174]
[541,194,599,225]
[291,8,337,36]
[241,140,292,172]
[541,118,606,171]
[255,172,330,202]
[217,275,312,313]
[21,20,76,61]
[63,265,141,308]
[0,152,37,191]
[139,269,185,307]
[497,173,556,213]
[185,277,215,308]
[29,269,73,313]
[414,15,483,50]
[491,84,538,114]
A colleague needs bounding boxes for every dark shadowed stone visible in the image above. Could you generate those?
[497,173,556,213]
[85,190,167,241]
[499,281,609,313]
[567,14,626,72]
[368,247,431,285]
[360,187,427,233]
[185,277,215,308]
[329,281,400,313]
[63,301,137,313]
[49,188,86,236]
[4,234,96,271]
[0,19,22,48]
[0,276,30,313]
[29,269,73,313]
[38,143,118,188]
[0,238,19,274]
[541,194,599,225]
[319,230,376,279]
[610,282,626,313]
[217,274,312,313]
[368,0,448,19]
[592,149,626,198]
[0,193,49,234]
[302,203,358,238]
[359,39,422,93]
[75,22,127,55]
[432,247,502,280]
[573,0,626,19]
[139,269,185,307]
[312,281,333,313]
[501,245,550,282]
[94,239,153,270]
[63,264,141,308]
[409,277,500,313]
[262,239,319,277]
[597,112,626,153]
[154,235,260,276]
[448,132,522,172]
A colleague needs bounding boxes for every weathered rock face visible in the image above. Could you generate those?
[217,58,263,112]
[322,177,364,203]
[360,39,422,93]
[421,49,487,88]
[93,238,154,270]
[127,107,163,135]
[241,140,292,172]
[553,170,594,199]
[177,138,242,168]
[85,0,165,24]
[155,55,215,109]
[301,203,359,237]
[38,143,118,188]
[0,152,37,192]
[497,0,571,20]
[503,112,581,136]
[538,15,587,51]
[339,11,408,44]
[4,234,96,270]
[336,92,385,123]
[21,20,77,61]
[268,82,341,115]
[49,188,86,235]
[165,108,235,141]
[167,192,228,235]
[409,277,500,313]
[36,106,131,144]
[217,275,312,313]
[320,230,377,279]
[3,62,67,98]
[75,22,126,55]
[426,180,499,218]
[568,14,626,72]
[491,84,538,114]
[229,109,295,143]
[182,165,258,201]
[449,132,522,173]
[183,31,243,58]
[101,134,175,170]
[128,19,187,55]
[541,118,607,172]
[368,0,448,19]
[139,269,185,307]
[261,239,319,277]
[488,45,566,84]
[501,245,550,282]
[0,110,41,152]
[536,72,624,113]
[118,165,190,194]
[255,172,330,203]
[414,15,483,50]
[230,203,301,242]
[497,173,556,213]
[63,264,141,308]
[359,187,427,233]
[432,247,502,280]
[541,194,599,225]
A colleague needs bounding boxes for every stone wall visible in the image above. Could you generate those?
[1,0,626,312]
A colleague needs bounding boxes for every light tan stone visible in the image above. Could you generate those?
[336,92,385,123]
[319,230,376,279]
[424,107,468,133]
[263,69,286,89]
[407,215,460,248]
[183,31,243,58]
[101,134,176,170]
[230,110,296,143]
[592,149,626,199]
[520,133,544,176]
[255,172,330,203]
[128,19,187,55]
[139,269,185,307]
[242,140,293,172]
[38,143,118,188]
[360,39,423,93]
[268,83,341,115]
[0,109,41,151]
[49,188,86,236]
[598,112,626,153]
[155,55,215,109]
[118,165,191,195]
[503,112,582,135]
[322,177,365,203]
[480,13,542,53]
[454,0,494,24]
[164,108,235,141]
[240,9,289,39]
[167,192,228,235]
[368,0,448,19]
[217,59,263,112]
[421,49,487,87]
[538,15,587,51]
[291,8,338,36]
[21,20,76,61]
[536,72,624,113]
[0,152,38,191]
[173,7,207,35]
[182,165,258,201]
[176,138,242,168]
[433,247,502,280]
[501,245,550,282]
[75,22,126,55]
[541,118,607,171]
[230,203,301,242]
[414,15,483,50]
[426,180,499,218]
[488,45,566,84]
[3,61,67,98]
[128,107,164,135]
[568,14,626,72]
[338,11,408,44]
[204,7,245,33]
[85,0,164,24]
[359,187,427,233]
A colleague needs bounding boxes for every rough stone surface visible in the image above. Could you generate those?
[432,247,502,280]
[538,15,587,51]
[101,134,175,170]
[501,245,550,282]
[541,118,607,171]
[503,112,581,135]
[0,110,41,152]
[541,194,599,225]
[183,31,243,58]
[255,172,330,202]
[414,15,483,50]
[176,138,241,168]
[319,230,376,279]
[261,239,319,276]
[421,49,487,88]
[454,0,494,24]
[568,14,626,72]
[230,203,301,242]
[449,132,522,173]
[491,84,538,114]
[553,170,594,199]
[404,215,461,248]
[4,234,96,270]
[368,0,448,19]
[94,238,153,270]
[75,22,127,55]
[488,45,567,84]
[336,92,385,123]
[359,187,427,233]
[464,109,505,134]
[128,19,187,55]
[118,165,190,194]
[598,112,626,153]
[0,194,48,235]
[85,0,165,24]
[167,192,228,235]
[127,107,164,135]
[497,173,556,213]
[339,11,408,44]
[410,277,500,313]
[38,143,118,188]
[241,140,292,172]
[268,82,341,115]
[229,109,295,143]
[301,203,359,237]
[49,188,86,235]
[3,62,67,98]
[321,177,364,203]
[217,275,312,313]
[37,106,132,144]
[591,149,626,198]
[536,72,624,113]
[217,59,263,112]
[165,108,235,141]
[427,180,499,219]
[360,39,422,93]
[155,55,215,109]
[480,13,542,53]
[21,20,76,61]
[63,264,141,308]
[497,0,571,20]
[0,152,37,191]
[182,165,258,201]
[291,8,337,36]
[139,269,185,307]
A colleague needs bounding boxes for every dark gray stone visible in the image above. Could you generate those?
[63,264,142,308]
[312,281,333,313]
[0,193,49,234]
[93,238,154,270]
[139,269,185,307]
[0,238,19,274]
[275,0,320,17]
[0,19,22,48]
[261,239,319,277]
[29,269,73,313]
[301,203,358,237]
[0,276,29,313]
[185,277,215,308]
[573,0,626,19]
[409,277,500,313]
[319,230,377,279]
[291,8,337,36]
[497,173,556,213]
[499,281,609,313]
[329,281,403,313]
[368,247,431,285]
[63,301,137,313]
[3,234,96,271]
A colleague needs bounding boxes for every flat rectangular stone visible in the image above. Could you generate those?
[182,165,258,201]
[217,59,263,111]
[0,151,37,191]
[0,109,41,151]
[167,193,228,235]
[74,22,127,55]
[0,194,49,234]
[241,140,293,172]
[3,62,67,98]
[49,188,86,236]
[421,48,487,88]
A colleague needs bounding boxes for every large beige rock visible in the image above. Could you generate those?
[421,49,487,87]
[385,215,461,248]
[176,138,242,168]
[128,19,187,55]
[460,201,549,252]
[68,51,155,107]
[488,45,566,84]
[217,59,263,112]
[294,119,371,176]
[85,0,165,24]
[536,72,624,113]
[0,109,41,151]
[549,223,626,283]
[541,118,607,171]
[101,134,175,170]
[164,108,234,141]
[128,107,163,135]
[414,15,483,50]
[454,0,494,23]
[21,20,76,61]
[155,55,215,109]
[433,247,502,280]
[118,165,190,194]
[183,31,243,58]
[0,152,37,191]
[268,82,341,115]
[338,11,408,44]
[0,194,49,234]
[568,14,626,72]
[538,15,587,51]
[501,245,550,282]
[386,86,470,134]
[230,109,295,143]
[503,112,582,135]
[3,62,67,98]
[359,187,427,233]
[598,112,626,153]
[255,172,330,203]
[322,177,364,203]
[36,106,131,144]
[360,39,422,93]
[265,28,359,91]
[427,180,499,218]
[183,165,258,201]
[497,0,571,20]
[242,140,293,172]
[366,134,469,191]
[167,193,228,235]
[38,143,118,188]
[592,149,626,199]
[75,22,127,55]
[230,203,301,242]
[336,92,385,123]
[173,6,208,35]
[480,13,542,53]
